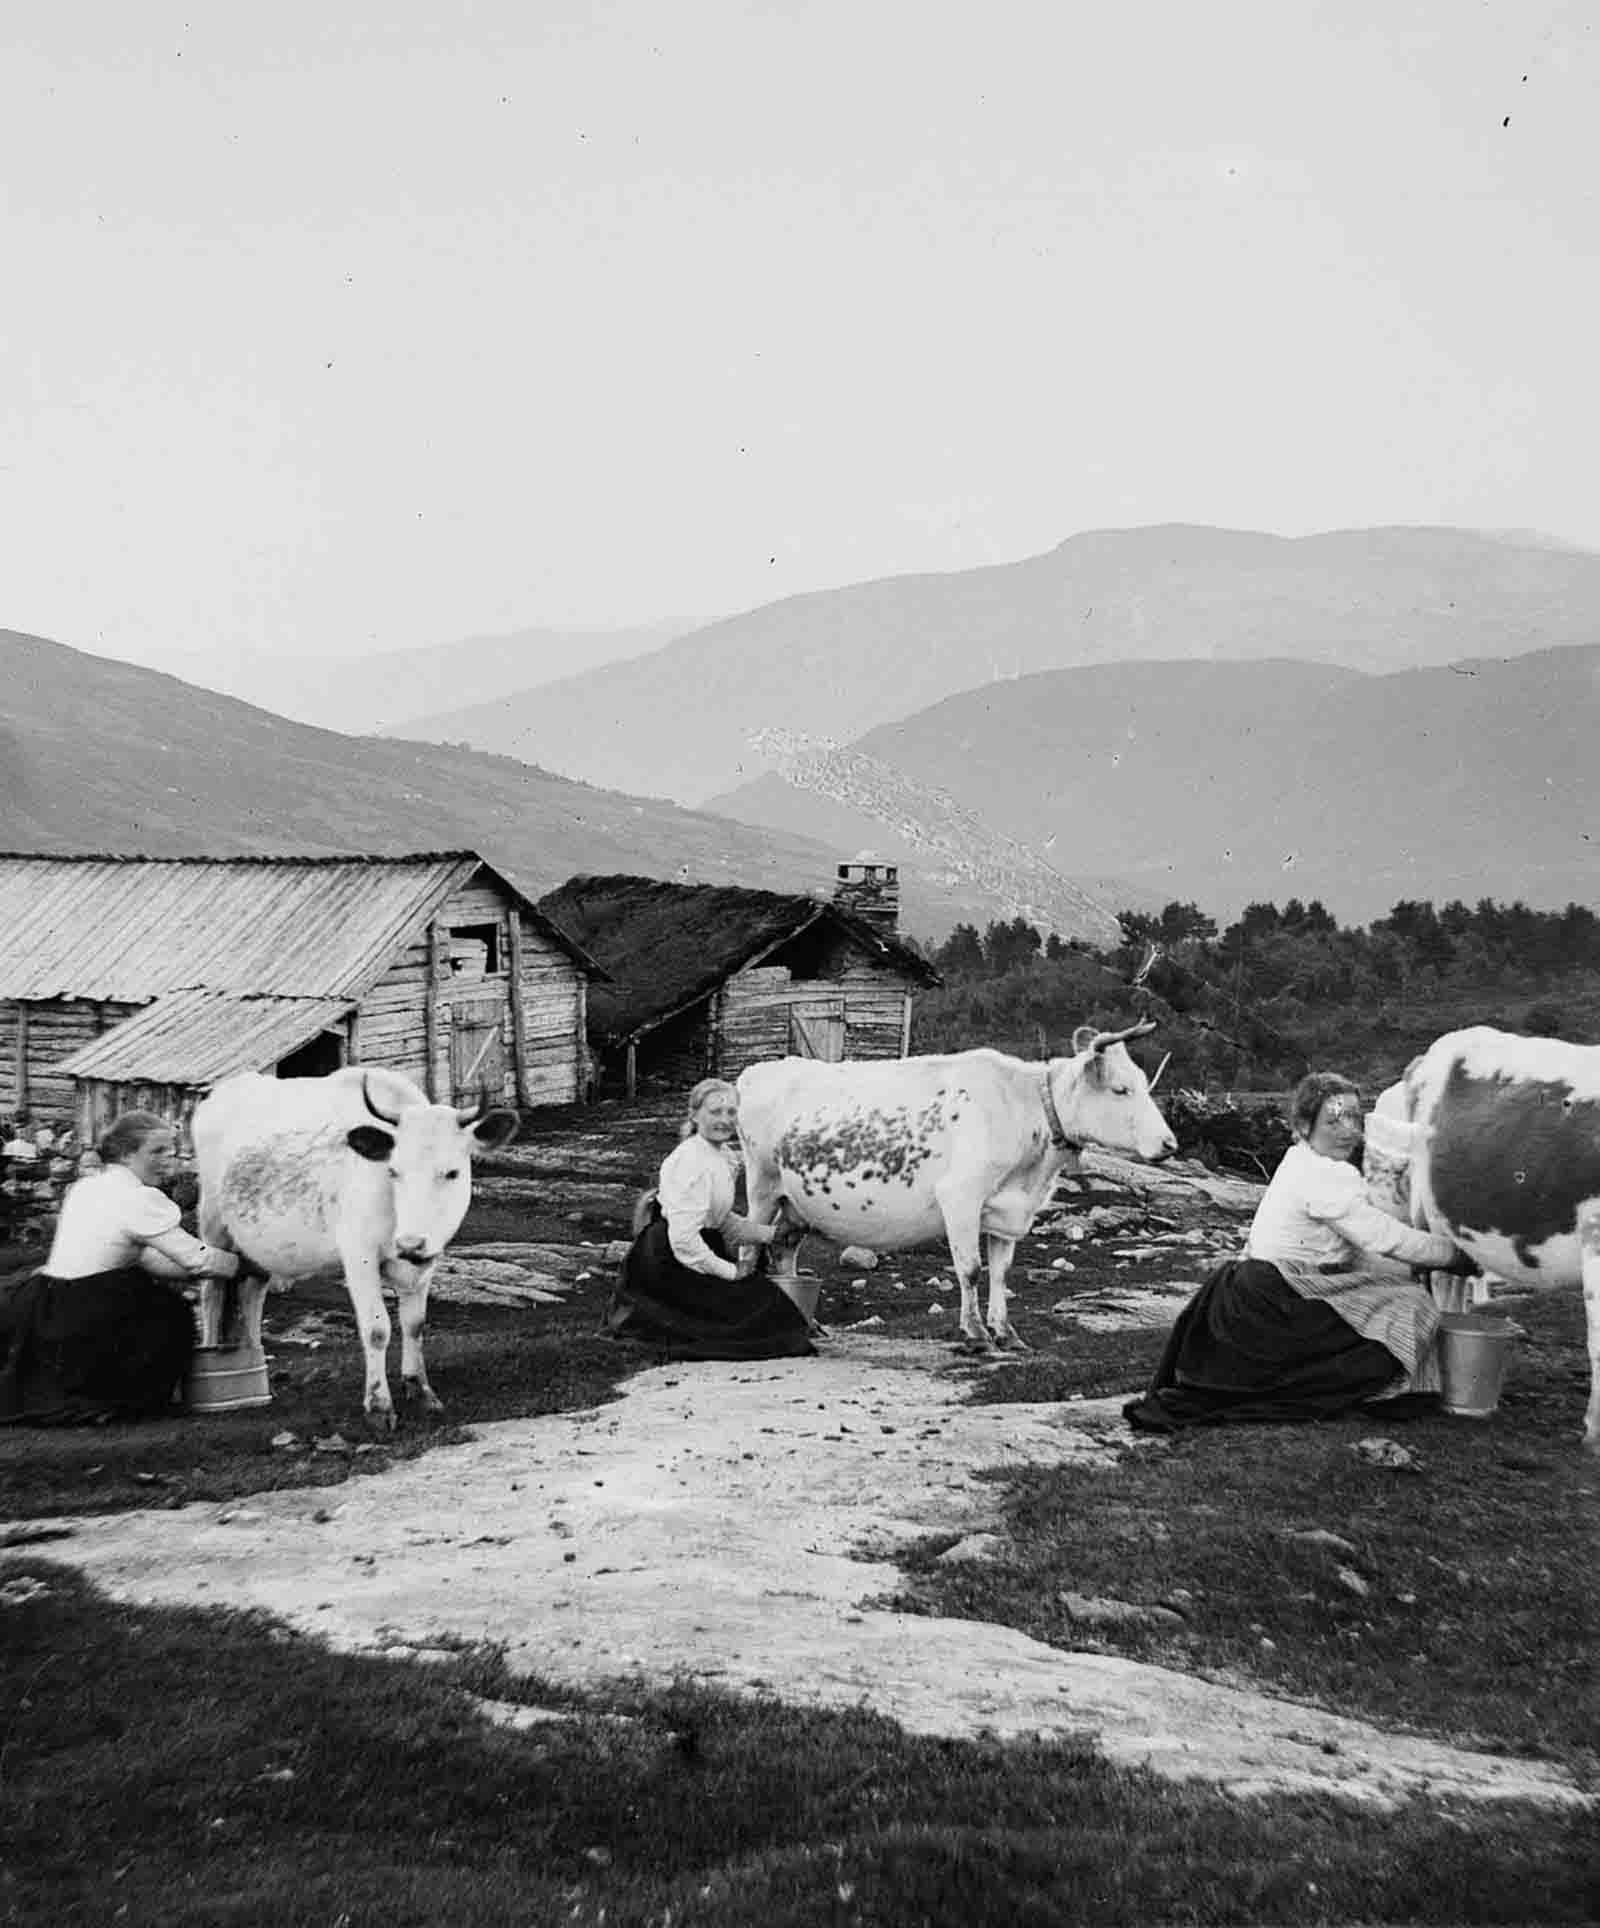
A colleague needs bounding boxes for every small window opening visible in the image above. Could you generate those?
[447,923,502,978]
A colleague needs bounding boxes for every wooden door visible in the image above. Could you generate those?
[790,1000,846,1061]
[450,996,507,1104]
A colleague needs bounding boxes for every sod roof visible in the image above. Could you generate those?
[538,873,941,1043]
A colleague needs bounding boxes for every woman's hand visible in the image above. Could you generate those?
[734,1249,761,1280]
[1436,1246,1482,1279]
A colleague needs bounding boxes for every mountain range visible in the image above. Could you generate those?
[385,524,1600,807]
[6,523,1598,941]
[135,621,679,736]
[708,648,1600,923]
[0,628,1025,935]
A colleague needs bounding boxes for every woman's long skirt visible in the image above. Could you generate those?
[1122,1258,1416,1433]
[603,1218,814,1362]
[0,1267,195,1425]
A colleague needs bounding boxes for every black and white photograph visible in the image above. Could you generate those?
[1,4,1595,1922]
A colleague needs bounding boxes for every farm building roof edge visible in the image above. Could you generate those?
[537,871,941,1046]
[0,850,608,1005]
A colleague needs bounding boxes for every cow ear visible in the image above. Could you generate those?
[1070,1025,1098,1056]
[471,1109,520,1151]
[347,1125,395,1163]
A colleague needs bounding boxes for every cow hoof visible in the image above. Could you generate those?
[993,1329,1033,1353]
[402,1378,445,1414]
[957,1332,998,1355]
[365,1407,398,1435]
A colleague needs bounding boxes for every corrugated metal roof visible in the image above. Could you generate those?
[54,990,355,1084]
[0,851,603,1000]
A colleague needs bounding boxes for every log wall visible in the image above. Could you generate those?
[3,999,140,1129]
[354,888,586,1108]
[708,932,920,1079]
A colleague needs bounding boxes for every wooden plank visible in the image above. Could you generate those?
[424,924,442,1100]
[506,912,531,1107]
[900,993,913,1057]
[14,1001,28,1114]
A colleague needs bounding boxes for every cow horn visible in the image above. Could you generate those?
[361,1073,401,1127]
[455,1087,491,1128]
[1090,1017,1159,1054]
[1149,1050,1172,1091]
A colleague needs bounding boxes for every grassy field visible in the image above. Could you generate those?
[3,1100,1597,1923]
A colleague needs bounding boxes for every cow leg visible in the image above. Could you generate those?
[341,1254,396,1431]
[1579,1203,1600,1454]
[745,1156,803,1280]
[935,1175,993,1351]
[985,1232,1031,1351]
[393,1260,444,1414]
[196,1195,230,1346]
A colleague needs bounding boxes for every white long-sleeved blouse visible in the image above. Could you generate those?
[657,1133,743,1282]
[1244,1142,1459,1271]
[45,1164,224,1281]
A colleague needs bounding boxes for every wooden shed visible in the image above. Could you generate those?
[538,862,941,1097]
[0,851,605,1143]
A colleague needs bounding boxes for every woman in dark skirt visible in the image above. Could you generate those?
[604,1080,814,1362]
[1124,1072,1479,1433]
[0,1112,248,1425]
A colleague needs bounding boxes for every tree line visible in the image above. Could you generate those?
[910,896,1600,1099]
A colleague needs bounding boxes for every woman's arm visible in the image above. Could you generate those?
[1325,1197,1462,1269]
[138,1228,243,1280]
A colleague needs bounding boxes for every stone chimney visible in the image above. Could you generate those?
[833,857,900,936]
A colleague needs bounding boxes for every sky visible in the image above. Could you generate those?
[2,0,1596,671]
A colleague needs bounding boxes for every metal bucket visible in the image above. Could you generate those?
[187,1342,272,1414]
[1436,1313,1521,1418]
[774,1272,822,1325]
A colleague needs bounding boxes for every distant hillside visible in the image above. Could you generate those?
[708,649,1600,925]
[385,524,1600,805]
[0,627,1091,938]
[135,621,677,736]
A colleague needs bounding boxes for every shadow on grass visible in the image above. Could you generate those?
[1,1559,1593,1927]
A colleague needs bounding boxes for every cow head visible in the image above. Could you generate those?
[1058,1020,1178,1162]
[347,1075,519,1262]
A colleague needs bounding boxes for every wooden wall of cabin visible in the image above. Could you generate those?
[74,1080,201,1157]
[353,884,586,1109]
[2,999,141,1129]
[712,937,918,1078]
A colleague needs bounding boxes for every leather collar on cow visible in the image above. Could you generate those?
[1040,1067,1081,1152]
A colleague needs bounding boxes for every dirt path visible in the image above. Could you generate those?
[20,1333,1589,1812]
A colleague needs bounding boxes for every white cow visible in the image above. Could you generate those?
[192,1067,518,1429]
[1373,1025,1600,1453]
[737,1022,1177,1351]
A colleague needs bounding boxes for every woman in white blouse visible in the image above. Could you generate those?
[604,1079,815,1360]
[1126,1072,1477,1432]
[1,1111,250,1423]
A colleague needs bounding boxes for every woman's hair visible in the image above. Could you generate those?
[679,1077,737,1140]
[1287,1072,1361,1139]
[97,1109,172,1165]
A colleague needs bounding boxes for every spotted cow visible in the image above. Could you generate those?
[1375,1025,1600,1452]
[192,1066,518,1429]
[736,1023,1176,1351]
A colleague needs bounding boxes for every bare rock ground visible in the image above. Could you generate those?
[21,1332,1589,1812]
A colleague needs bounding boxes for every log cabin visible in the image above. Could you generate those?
[539,861,941,1097]
[0,851,605,1145]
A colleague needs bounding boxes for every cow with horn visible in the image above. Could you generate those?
[192,1066,519,1429]
[736,1021,1177,1351]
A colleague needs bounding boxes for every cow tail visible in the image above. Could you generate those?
[631,1188,661,1237]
